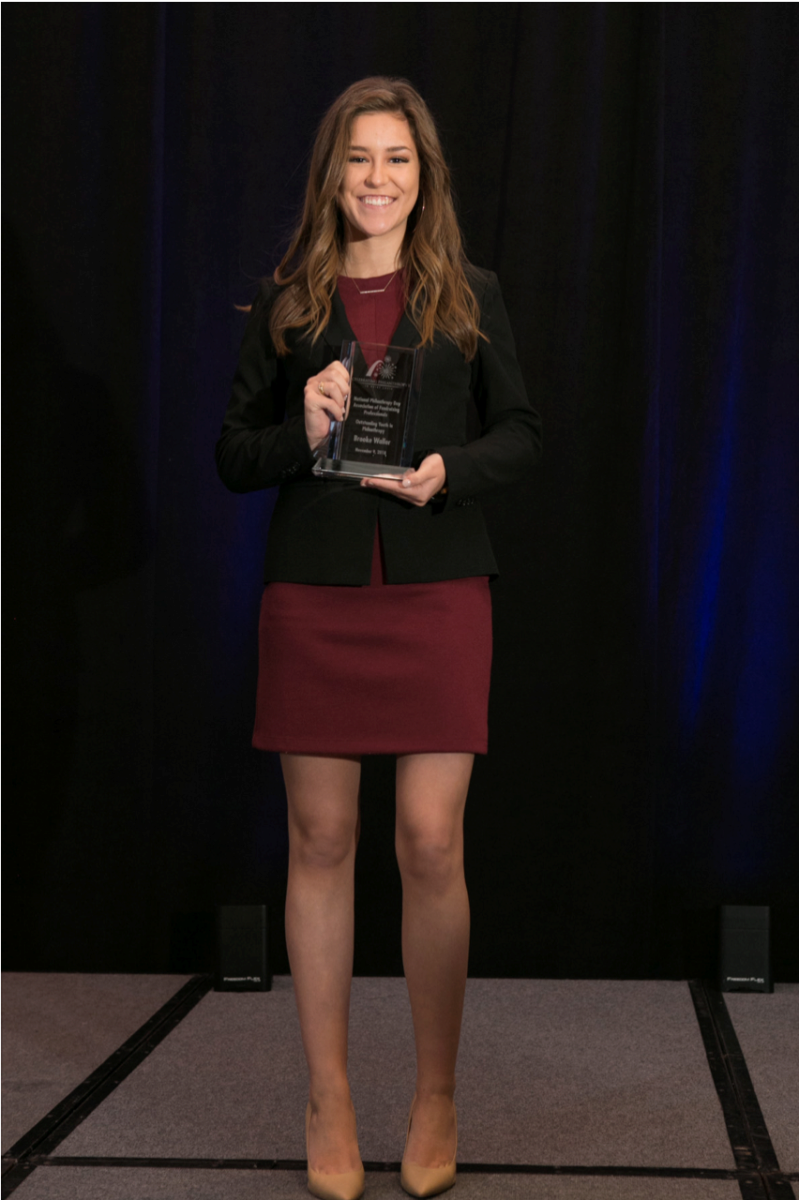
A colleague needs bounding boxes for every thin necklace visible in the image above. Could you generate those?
[342,268,399,296]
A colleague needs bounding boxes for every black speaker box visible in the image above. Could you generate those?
[719,904,772,993]
[215,905,272,992]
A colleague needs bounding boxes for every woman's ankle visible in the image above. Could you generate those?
[309,1079,354,1109]
[413,1079,456,1103]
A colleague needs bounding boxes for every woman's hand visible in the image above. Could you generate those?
[360,453,447,507]
[304,362,352,453]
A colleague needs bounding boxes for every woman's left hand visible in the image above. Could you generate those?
[360,453,447,507]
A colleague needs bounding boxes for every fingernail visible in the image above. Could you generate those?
[402,479,411,488]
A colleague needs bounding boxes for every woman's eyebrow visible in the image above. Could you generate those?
[348,144,412,152]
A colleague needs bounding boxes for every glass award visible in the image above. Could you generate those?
[312,341,424,480]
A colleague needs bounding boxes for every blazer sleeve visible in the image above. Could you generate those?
[435,271,542,506]
[215,285,316,493]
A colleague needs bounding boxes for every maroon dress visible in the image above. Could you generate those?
[252,271,492,755]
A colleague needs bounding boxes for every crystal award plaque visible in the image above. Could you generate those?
[312,341,424,480]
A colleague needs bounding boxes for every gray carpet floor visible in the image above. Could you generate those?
[3,973,794,1199]
[50,977,734,1168]
[1,973,190,1151]
[726,984,799,1171]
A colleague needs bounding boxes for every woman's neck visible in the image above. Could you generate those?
[342,235,403,279]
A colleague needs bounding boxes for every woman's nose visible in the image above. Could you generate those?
[365,160,387,186]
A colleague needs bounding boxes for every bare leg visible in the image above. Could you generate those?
[395,752,473,1167]
[281,752,363,1174]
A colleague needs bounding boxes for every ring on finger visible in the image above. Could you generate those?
[318,382,326,395]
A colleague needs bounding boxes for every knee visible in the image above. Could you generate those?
[396,825,463,891]
[290,816,357,871]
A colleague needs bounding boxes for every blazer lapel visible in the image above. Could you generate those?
[324,289,356,353]
[391,308,421,349]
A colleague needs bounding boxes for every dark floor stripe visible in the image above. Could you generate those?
[23,1156,779,1178]
[689,979,795,1200]
[1,974,212,1197]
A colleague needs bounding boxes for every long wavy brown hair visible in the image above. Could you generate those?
[268,77,484,360]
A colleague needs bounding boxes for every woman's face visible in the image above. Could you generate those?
[338,111,421,251]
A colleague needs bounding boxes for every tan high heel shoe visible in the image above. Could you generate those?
[305,1102,365,1200]
[400,1094,457,1198]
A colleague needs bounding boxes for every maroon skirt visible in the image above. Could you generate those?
[252,568,492,756]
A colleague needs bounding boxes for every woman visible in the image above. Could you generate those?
[217,77,541,1200]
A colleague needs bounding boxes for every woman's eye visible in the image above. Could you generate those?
[348,155,410,165]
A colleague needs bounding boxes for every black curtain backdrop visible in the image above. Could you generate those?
[4,3,798,980]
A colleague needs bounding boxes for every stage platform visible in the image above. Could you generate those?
[2,975,796,1198]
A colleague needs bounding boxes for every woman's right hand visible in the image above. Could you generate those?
[304,361,351,454]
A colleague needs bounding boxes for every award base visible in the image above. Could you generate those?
[312,458,406,481]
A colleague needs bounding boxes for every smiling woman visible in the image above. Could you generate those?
[216,76,542,1200]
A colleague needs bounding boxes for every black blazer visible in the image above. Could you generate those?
[216,266,542,585]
